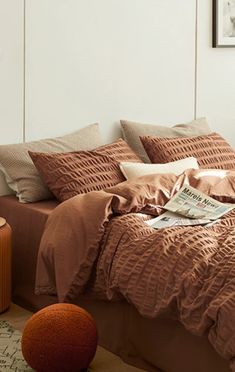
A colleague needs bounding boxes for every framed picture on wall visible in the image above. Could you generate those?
[213,0,235,47]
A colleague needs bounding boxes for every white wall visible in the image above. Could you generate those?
[0,1,235,147]
[197,0,235,148]
[25,0,196,143]
[0,0,23,144]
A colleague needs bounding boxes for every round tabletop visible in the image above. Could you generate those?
[0,217,6,228]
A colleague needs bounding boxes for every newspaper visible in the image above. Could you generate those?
[146,211,215,229]
[164,185,234,220]
[147,185,234,229]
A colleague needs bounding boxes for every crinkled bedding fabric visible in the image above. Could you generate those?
[36,169,235,371]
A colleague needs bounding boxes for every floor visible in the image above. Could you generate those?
[0,303,146,372]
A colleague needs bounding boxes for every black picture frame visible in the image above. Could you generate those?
[213,0,235,47]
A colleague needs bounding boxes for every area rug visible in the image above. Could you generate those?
[0,321,95,372]
[0,320,32,371]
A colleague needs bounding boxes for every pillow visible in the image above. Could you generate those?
[120,117,211,162]
[29,139,142,202]
[0,171,14,196]
[140,132,235,170]
[120,157,199,180]
[0,123,102,203]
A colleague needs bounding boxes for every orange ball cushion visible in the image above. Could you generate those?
[21,303,98,372]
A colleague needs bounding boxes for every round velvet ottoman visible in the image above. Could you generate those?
[21,303,98,372]
[0,217,12,313]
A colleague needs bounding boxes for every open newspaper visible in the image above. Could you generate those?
[147,185,235,229]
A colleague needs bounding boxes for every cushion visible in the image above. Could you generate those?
[140,132,235,170]
[29,138,142,202]
[0,123,102,203]
[120,157,199,180]
[120,117,211,162]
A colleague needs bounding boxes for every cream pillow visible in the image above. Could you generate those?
[120,157,199,180]
[0,123,102,202]
[120,117,211,162]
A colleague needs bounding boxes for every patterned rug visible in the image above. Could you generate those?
[0,321,94,372]
[0,321,33,371]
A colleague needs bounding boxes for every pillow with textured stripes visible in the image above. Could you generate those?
[0,123,102,202]
[29,138,142,202]
[140,132,235,170]
[121,117,211,162]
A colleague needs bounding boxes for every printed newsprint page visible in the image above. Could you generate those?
[147,185,234,229]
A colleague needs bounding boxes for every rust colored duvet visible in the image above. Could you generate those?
[36,169,235,370]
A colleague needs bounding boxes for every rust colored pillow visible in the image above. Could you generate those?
[29,139,141,202]
[140,132,235,170]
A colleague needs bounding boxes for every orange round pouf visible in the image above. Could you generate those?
[21,303,98,372]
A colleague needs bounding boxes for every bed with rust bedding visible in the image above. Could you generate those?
[35,168,235,372]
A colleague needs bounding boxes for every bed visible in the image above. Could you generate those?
[0,193,231,372]
[0,119,235,372]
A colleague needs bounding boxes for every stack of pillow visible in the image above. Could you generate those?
[0,123,140,203]
[120,117,235,179]
[0,117,235,203]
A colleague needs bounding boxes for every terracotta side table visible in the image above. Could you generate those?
[0,217,12,313]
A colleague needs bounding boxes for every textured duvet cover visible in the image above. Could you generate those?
[36,169,235,370]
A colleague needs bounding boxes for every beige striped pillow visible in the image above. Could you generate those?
[29,139,142,202]
[140,132,235,170]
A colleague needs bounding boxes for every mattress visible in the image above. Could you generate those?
[0,195,230,372]
[0,195,58,310]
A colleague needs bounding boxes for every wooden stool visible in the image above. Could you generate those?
[0,217,12,313]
